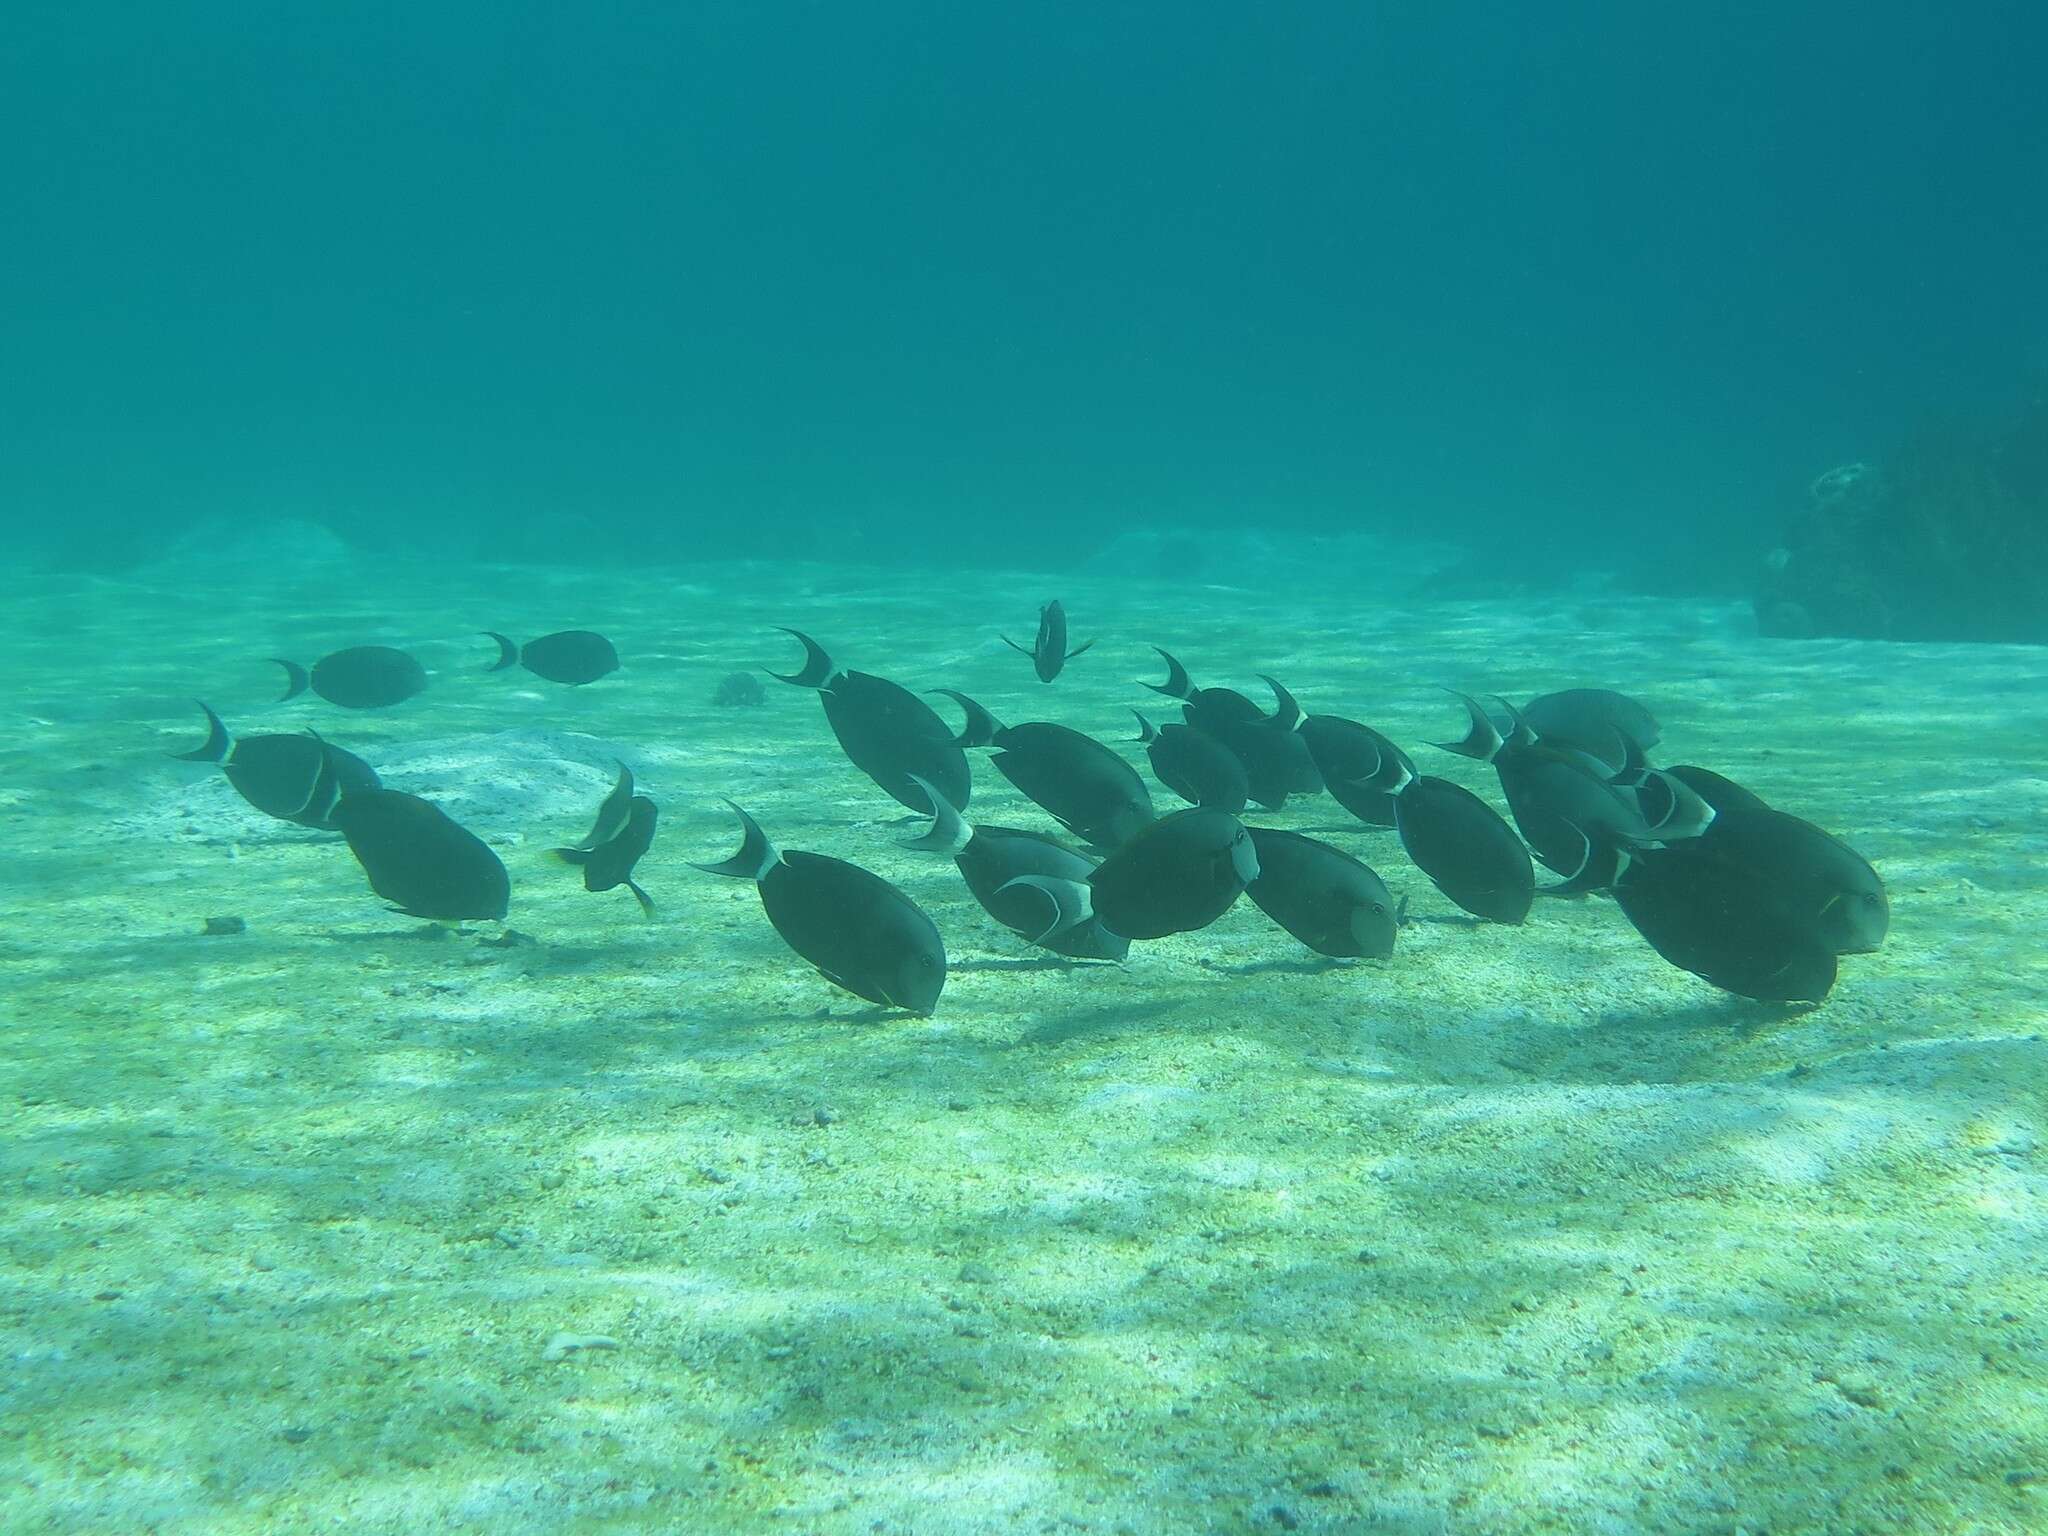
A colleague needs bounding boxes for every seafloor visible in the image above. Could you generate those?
[3,535,2043,1536]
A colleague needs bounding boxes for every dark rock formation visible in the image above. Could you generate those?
[1757,401,2048,644]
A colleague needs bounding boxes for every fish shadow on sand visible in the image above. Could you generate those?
[1215,955,1383,978]
[949,955,1125,976]
[1012,996,1185,1050]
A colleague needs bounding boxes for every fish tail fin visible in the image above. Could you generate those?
[931,688,1001,748]
[768,628,838,689]
[900,774,972,854]
[551,846,593,866]
[483,632,520,672]
[1065,637,1096,662]
[1259,674,1306,730]
[1130,709,1159,744]
[1141,647,1194,700]
[273,659,310,701]
[1428,689,1504,761]
[624,879,654,917]
[171,702,231,763]
[995,874,1095,943]
[1636,769,1715,841]
[691,800,779,881]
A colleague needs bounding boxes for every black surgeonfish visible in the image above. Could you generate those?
[1434,686,1660,777]
[331,789,509,921]
[693,802,947,1014]
[566,762,637,851]
[1298,711,1416,828]
[770,630,972,813]
[1684,798,1888,955]
[173,703,379,829]
[1431,692,1710,892]
[1244,826,1399,960]
[1005,807,1259,942]
[554,764,657,914]
[484,629,619,686]
[1131,710,1249,814]
[935,690,1153,849]
[1004,600,1093,683]
[1392,774,1534,923]
[1663,764,1771,818]
[902,775,1128,961]
[274,645,427,709]
[1614,841,1838,1004]
[1143,651,1321,809]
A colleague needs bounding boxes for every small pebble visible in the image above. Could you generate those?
[812,1106,840,1127]
[202,915,247,936]
[542,1332,620,1362]
[280,1426,313,1444]
[956,1261,996,1285]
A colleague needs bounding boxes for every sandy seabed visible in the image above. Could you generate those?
[2,544,2043,1535]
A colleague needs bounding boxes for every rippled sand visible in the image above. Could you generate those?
[3,545,2043,1534]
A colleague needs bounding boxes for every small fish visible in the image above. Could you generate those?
[902,775,1128,961]
[935,690,1153,849]
[693,802,947,1014]
[1392,774,1533,923]
[770,630,971,813]
[1244,827,1399,959]
[556,784,657,916]
[1614,842,1838,1004]
[172,702,379,828]
[331,788,509,921]
[1003,600,1094,683]
[1131,710,1249,814]
[484,629,620,686]
[274,645,427,709]
[1144,651,1321,808]
[1298,711,1415,828]
[1005,807,1258,942]
[1523,688,1661,769]
[1434,686,1658,777]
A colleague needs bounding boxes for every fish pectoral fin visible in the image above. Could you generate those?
[1065,638,1096,661]
[995,874,1093,942]
[1001,635,1034,657]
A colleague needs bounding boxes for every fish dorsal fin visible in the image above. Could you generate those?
[900,773,973,854]
[930,688,1003,748]
[767,628,841,690]
[995,874,1095,943]
[1428,689,1504,761]
[171,701,232,764]
[691,800,780,881]
[1142,647,1195,700]
[573,761,636,849]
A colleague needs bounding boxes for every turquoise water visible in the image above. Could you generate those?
[4,7,2046,1533]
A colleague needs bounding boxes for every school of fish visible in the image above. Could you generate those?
[172,603,1888,1014]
